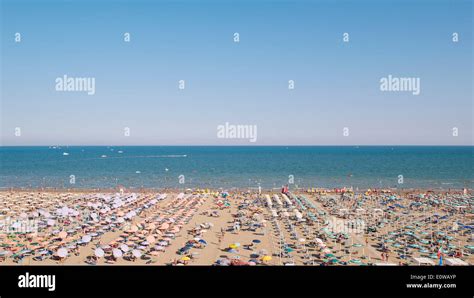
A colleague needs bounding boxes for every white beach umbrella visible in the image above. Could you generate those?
[60,206,69,216]
[120,244,129,252]
[82,235,92,243]
[57,248,68,258]
[132,249,142,258]
[112,248,123,258]
[94,248,105,258]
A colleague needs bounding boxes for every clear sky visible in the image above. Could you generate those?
[1,0,472,145]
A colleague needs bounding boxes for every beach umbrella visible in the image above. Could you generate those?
[120,244,129,252]
[229,244,238,249]
[252,239,261,244]
[113,248,123,258]
[0,251,10,256]
[350,259,362,264]
[217,258,231,266]
[248,261,256,266]
[94,248,105,258]
[261,255,272,262]
[132,249,142,258]
[82,235,92,243]
[146,236,156,244]
[198,239,207,245]
[57,248,68,258]
[181,256,191,261]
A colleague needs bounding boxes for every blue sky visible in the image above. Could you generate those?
[1,0,472,145]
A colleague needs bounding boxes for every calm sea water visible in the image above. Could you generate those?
[0,146,472,189]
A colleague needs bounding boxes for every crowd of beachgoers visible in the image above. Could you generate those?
[0,187,472,266]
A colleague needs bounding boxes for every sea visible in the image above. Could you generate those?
[0,146,473,190]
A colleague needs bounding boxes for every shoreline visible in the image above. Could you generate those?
[0,187,470,194]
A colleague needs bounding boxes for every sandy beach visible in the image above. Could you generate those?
[0,188,472,266]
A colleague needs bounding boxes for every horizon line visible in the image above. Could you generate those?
[0,144,473,147]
